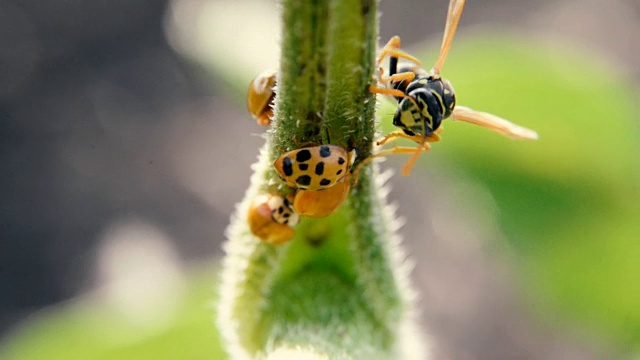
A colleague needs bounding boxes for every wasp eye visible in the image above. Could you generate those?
[441,79,456,118]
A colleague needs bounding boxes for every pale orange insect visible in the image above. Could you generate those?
[247,194,299,245]
[247,71,276,126]
[292,177,350,218]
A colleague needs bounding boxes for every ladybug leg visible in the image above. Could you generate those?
[291,135,317,149]
[257,113,272,126]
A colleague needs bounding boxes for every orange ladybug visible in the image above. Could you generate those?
[247,194,299,245]
[292,177,350,218]
[247,71,276,126]
[273,145,354,191]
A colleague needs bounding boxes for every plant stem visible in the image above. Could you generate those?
[218,0,426,358]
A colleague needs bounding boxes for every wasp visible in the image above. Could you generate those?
[367,0,538,176]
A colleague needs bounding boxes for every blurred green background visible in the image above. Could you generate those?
[1,0,638,359]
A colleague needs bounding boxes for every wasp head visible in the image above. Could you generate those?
[393,97,422,136]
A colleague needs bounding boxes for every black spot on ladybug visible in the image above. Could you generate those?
[283,219,289,225]
[319,146,331,158]
[296,175,312,186]
[337,157,345,165]
[283,157,293,176]
[299,163,309,171]
[320,179,331,186]
[315,162,325,175]
[278,206,284,214]
[296,149,312,162]
[336,169,343,175]
[283,213,290,218]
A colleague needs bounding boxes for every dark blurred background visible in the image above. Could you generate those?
[0,0,220,332]
[1,0,639,359]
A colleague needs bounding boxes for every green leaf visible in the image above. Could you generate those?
[0,268,226,360]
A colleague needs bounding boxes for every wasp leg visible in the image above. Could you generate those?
[401,140,433,176]
[369,85,408,99]
[380,72,416,85]
[376,131,442,146]
[373,131,443,176]
[384,49,422,66]
[376,36,401,65]
[377,36,422,67]
[370,85,423,112]
[352,145,431,184]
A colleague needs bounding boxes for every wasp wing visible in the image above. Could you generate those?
[433,0,466,75]
[451,105,539,140]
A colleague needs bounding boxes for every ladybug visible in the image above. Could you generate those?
[273,145,354,191]
[247,194,299,245]
[292,177,350,218]
[247,71,276,126]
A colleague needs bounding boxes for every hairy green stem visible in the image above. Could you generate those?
[218,0,425,358]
